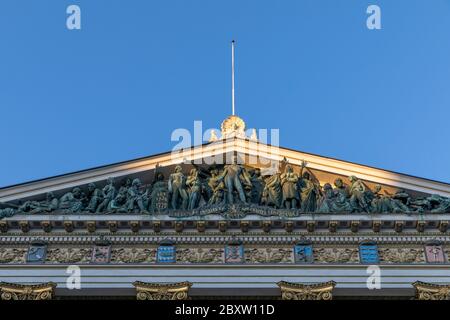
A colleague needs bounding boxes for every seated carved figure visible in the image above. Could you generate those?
[348,176,370,213]
[96,177,116,213]
[126,179,149,214]
[0,208,15,219]
[85,183,103,213]
[59,187,85,213]
[391,189,412,213]
[370,185,393,213]
[428,194,450,213]
[331,178,353,213]
[318,183,335,213]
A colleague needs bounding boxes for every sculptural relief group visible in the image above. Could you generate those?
[1,159,450,219]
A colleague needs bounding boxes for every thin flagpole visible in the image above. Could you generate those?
[231,40,235,116]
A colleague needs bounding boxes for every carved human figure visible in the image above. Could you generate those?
[331,178,353,212]
[207,168,225,205]
[126,178,149,213]
[96,177,116,213]
[280,164,299,209]
[85,183,103,213]
[261,173,282,208]
[187,168,202,210]
[317,183,335,213]
[18,192,59,214]
[109,192,127,212]
[59,187,85,213]
[0,208,15,219]
[298,162,319,212]
[428,194,450,213]
[348,176,370,212]
[249,168,264,205]
[216,156,251,204]
[168,165,189,210]
[118,178,132,195]
[370,185,392,213]
[391,189,412,213]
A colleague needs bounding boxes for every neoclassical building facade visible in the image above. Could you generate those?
[0,116,449,300]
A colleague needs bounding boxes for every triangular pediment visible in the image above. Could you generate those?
[1,137,449,205]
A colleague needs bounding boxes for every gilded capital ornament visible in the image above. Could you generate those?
[277,281,336,300]
[133,281,191,300]
[412,281,450,300]
[0,282,56,300]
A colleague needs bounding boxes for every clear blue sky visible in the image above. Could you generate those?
[1,0,450,187]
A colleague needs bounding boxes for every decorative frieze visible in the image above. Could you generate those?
[0,248,27,264]
[176,248,224,264]
[244,248,293,264]
[46,247,92,264]
[314,247,359,263]
[110,247,157,264]
[378,247,425,263]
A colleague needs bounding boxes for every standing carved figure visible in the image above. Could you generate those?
[207,168,225,205]
[96,177,116,213]
[249,168,264,205]
[168,165,189,210]
[298,161,319,212]
[216,156,251,204]
[187,168,202,210]
[280,164,299,209]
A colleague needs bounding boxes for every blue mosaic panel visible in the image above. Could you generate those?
[294,244,313,263]
[359,243,379,264]
[225,244,244,263]
[157,245,176,263]
[27,244,47,264]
